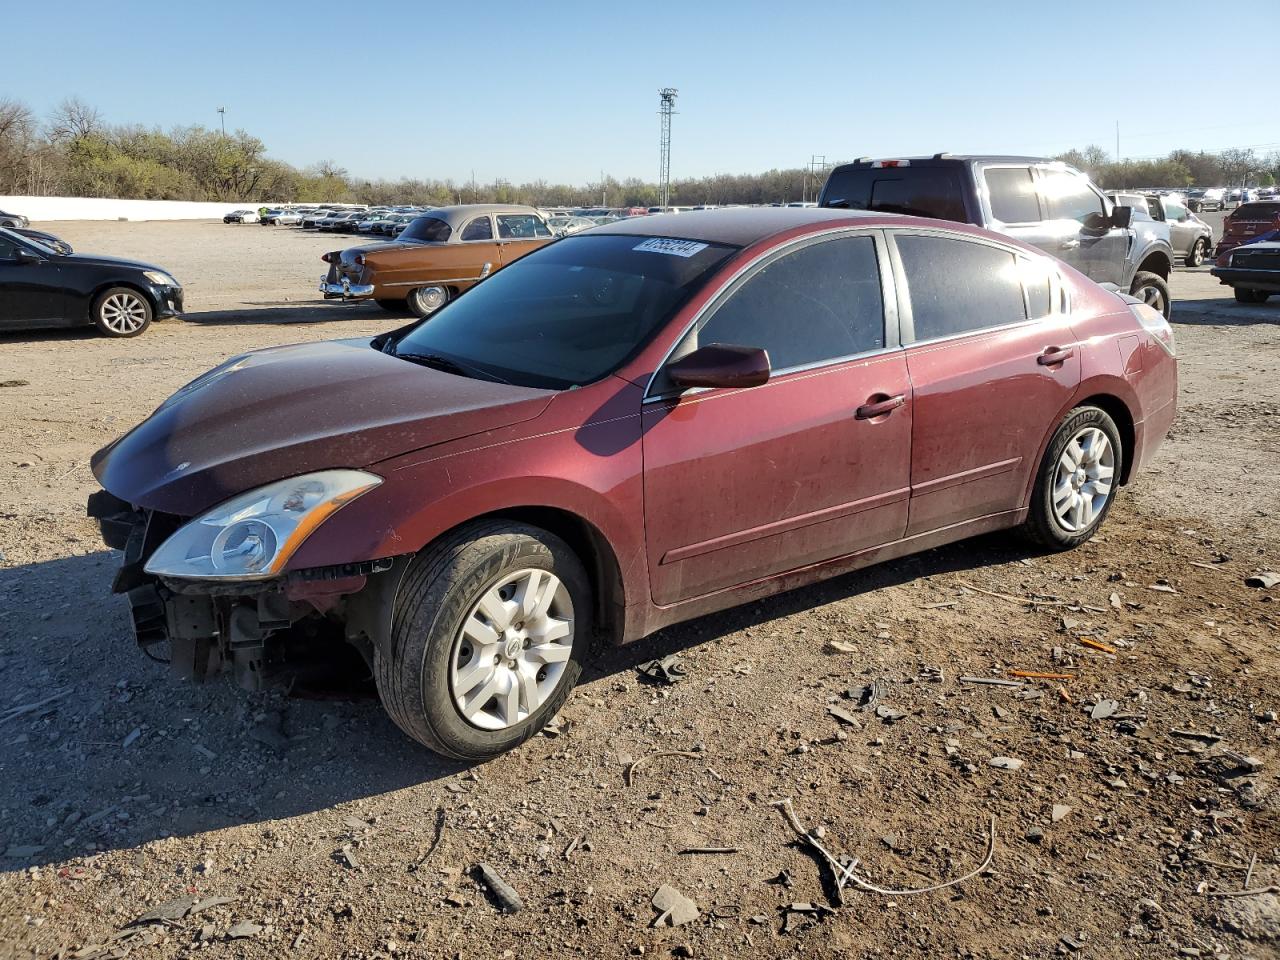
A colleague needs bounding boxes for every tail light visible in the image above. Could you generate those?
[321,252,334,263]
[354,254,365,266]
[1131,302,1176,358]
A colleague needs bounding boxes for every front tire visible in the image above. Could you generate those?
[1234,288,1271,304]
[407,285,450,318]
[92,287,152,338]
[1130,271,1172,320]
[1021,406,1123,551]
[375,521,591,760]
[1186,238,1207,267]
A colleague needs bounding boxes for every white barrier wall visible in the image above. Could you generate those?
[0,196,265,222]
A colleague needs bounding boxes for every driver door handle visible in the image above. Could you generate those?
[855,394,906,420]
[1059,238,1080,250]
[1038,346,1075,366]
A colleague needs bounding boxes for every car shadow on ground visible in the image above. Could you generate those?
[181,303,400,325]
[1172,298,1278,326]
[0,530,1031,870]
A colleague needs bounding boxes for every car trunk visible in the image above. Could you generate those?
[1224,204,1280,240]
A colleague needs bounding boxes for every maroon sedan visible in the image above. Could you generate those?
[88,208,1178,760]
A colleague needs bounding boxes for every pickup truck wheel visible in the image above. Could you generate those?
[375,520,590,760]
[375,298,408,313]
[92,287,152,338]
[1021,406,1123,551]
[1130,272,1171,320]
[407,285,449,318]
[1234,288,1271,304]
[1186,238,1206,267]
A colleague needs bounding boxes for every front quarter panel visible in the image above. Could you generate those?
[285,378,652,633]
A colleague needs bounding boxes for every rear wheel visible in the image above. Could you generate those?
[407,285,450,318]
[1186,238,1207,267]
[1234,288,1271,304]
[374,521,590,760]
[1130,271,1171,320]
[1022,406,1123,551]
[375,298,408,313]
[92,287,152,338]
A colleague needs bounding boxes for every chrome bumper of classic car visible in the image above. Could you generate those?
[320,276,376,300]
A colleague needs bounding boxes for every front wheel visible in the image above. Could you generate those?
[1130,271,1171,320]
[407,285,449,318]
[92,287,152,338]
[375,521,591,760]
[1234,288,1271,304]
[1186,238,1207,267]
[1021,406,1123,551]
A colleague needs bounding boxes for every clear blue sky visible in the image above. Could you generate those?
[8,0,1276,185]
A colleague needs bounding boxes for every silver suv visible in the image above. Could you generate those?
[820,154,1176,318]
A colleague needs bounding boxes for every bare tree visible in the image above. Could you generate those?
[47,97,102,143]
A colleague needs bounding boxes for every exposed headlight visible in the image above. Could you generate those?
[1131,302,1176,358]
[144,270,179,287]
[145,470,382,580]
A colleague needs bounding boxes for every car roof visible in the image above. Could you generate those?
[422,204,543,228]
[832,154,1049,168]
[588,207,889,247]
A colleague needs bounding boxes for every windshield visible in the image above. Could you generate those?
[391,234,737,389]
[398,215,452,243]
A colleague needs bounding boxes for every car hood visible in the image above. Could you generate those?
[91,338,555,515]
[56,251,170,274]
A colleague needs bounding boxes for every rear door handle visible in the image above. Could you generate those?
[1038,346,1075,366]
[855,394,906,420]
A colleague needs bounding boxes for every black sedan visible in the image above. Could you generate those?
[0,228,183,337]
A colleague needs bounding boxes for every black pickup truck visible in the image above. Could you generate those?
[819,155,1175,318]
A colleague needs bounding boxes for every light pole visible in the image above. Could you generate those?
[217,107,226,137]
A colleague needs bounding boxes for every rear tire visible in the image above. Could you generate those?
[407,285,450,319]
[1129,271,1171,320]
[1021,406,1123,551]
[374,521,591,760]
[92,287,152,338]
[375,298,408,313]
[1186,238,1206,267]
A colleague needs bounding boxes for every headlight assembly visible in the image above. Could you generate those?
[143,270,179,287]
[144,470,382,580]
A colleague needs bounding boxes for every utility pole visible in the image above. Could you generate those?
[658,88,678,210]
[218,106,226,138]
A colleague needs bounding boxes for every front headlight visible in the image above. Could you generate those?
[144,270,179,287]
[144,470,382,580]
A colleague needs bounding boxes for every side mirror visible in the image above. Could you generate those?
[666,343,771,390]
[15,248,42,264]
[1109,205,1133,229]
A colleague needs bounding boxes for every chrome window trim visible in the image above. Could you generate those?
[642,226,893,404]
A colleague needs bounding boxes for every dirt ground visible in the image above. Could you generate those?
[1,219,1277,960]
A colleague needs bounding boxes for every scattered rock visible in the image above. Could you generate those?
[1090,700,1119,720]
[824,639,858,654]
[989,756,1024,771]
[121,727,142,749]
[1244,572,1279,589]
[1051,804,1074,823]
[474,862,523,914]
[651,885,699,927]
[1026,826,1045,844]
[226,920,262,939]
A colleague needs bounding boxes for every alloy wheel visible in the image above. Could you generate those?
[1137,283,1165,315]
[1052,426,1115,532]
[449,568,574,731]
[99,292,148,334]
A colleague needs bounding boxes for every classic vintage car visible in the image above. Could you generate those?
[321,204,556,317]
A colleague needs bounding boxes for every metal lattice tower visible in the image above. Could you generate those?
[658,88,678,209]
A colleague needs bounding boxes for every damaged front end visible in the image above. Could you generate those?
[87,489,406,690]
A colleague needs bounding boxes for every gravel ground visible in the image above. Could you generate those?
[1,220,1277,960]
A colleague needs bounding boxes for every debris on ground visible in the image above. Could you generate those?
[1244,571,1279,589]
[474,862,524,914]
[651,885,699,927]
[636,655,687,684]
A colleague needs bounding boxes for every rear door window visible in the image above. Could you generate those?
[984,167,1040,223]
[461,216,493,241]
[896,234,1028,341]
[685,234,885,370]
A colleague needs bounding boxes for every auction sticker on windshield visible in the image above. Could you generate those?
[633,238,709,257]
